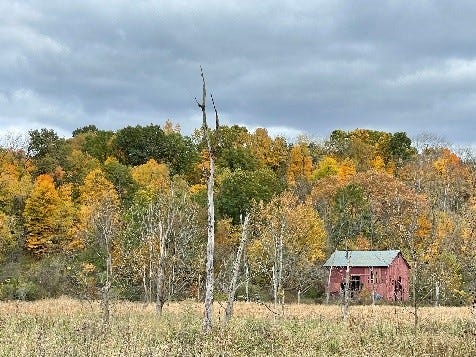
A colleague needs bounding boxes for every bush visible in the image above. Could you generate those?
[235,284,270,302]
[15,280,41,300]
[0,279,17,300]
[0,278,41,301]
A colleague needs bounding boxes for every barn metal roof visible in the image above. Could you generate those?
[323,250,402,267]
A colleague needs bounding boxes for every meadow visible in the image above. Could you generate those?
[0,297,475,356]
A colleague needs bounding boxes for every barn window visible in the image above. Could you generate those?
[350,276,361,293]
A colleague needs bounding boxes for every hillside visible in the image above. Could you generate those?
[0,124,475,305]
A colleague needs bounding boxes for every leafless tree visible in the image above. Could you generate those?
[132,181,201,316]
[89,196,120,326]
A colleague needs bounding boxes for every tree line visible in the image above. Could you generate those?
[0,123,475,309]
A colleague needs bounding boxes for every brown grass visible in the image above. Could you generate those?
[0,297,475,356]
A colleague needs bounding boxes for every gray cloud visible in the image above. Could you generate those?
[1,0,476,146]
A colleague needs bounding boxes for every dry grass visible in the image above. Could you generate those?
[0,297,475,356]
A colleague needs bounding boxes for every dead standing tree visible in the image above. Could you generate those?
[196,67,219,333]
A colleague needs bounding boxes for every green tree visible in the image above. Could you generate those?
[113,124,197,177]
[162,130,198,177]
[70,129,115,163]
[103,157,137,204]
[72,125,98,137]
[329,183,371,249]
[62,149,100,188]
[113,125,166,166]
[28,129,70,178]
[216,168,284,224]
[388,132,416,166]
[212,125,256,171]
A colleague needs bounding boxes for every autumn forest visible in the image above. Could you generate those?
[0,122,475,306]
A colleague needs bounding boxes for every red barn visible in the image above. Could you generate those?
[323,250,410,302]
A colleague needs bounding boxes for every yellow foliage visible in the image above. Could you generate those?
[0,158,33,213]
[0,212,16,261]
[433,157,447,175]
[286,144,313,185]
[416,215,432,240]
[338,158,356,181]
[189,183,206,195]
[250,191,327,266]
[286,202,327,263]
[79,169,119,208]
[81,262,96,274]
[355,235,371,250]
[433,148,463,177]
[163,119,181,134]
[370,155,385,171]
[247,239,269,271]
[131,159,170,194]
[385,160,396,175]
[250,128,288,170]
[196,149,211,182]
[22,175,75,254]
[312,156,339,180]
[215,218,240,247]
[76,169,121,246]
[250,128,273,168]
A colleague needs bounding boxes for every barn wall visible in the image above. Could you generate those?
[386,254,410,301]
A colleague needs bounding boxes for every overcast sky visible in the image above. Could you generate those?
[1,1,476,146]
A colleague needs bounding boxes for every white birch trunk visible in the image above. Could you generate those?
[272,267,278,311]
[278,222,284,317]
[148,229,153,304]
[156,222,166,316]
[203,156,215,332]
[101,250,112,326]
[225,214,249,323]
[343,250,350,322]
[413,258,418,330]
[434,281,440,307]
[371,266,376,305]
[326,266,333,304]
[142,265,148,305]
[245,262,249,302]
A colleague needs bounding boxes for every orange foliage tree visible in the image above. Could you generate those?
[23,174,74,255]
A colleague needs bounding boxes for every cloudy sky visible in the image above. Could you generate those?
[1,1,476,146]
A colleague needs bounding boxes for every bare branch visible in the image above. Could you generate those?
[211,93,219,130]
[200,66,208,130]
[195,97,204,111]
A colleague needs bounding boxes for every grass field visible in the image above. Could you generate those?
[0,297,475,356]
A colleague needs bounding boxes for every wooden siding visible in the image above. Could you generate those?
[326,252,410,301]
